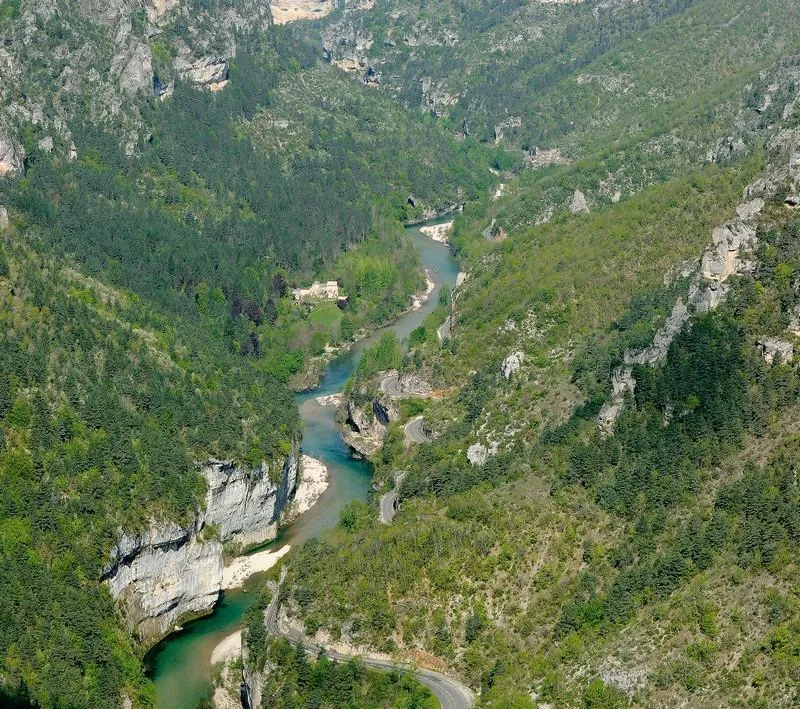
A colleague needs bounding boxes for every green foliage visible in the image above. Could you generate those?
[355,333,403,381]
[0,246,244,705]
[244,613,436,708]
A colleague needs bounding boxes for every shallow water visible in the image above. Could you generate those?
[147,226,460,708]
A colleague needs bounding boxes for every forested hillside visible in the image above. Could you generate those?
[4,0,800,706]
[0,1,493,706]
[303,0,800,219]
[265,1,800,706]
[0,233,299,705]
[281,137,800,708]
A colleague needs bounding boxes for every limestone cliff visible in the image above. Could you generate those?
[203,451,299,550]
[342,396,398,457]
[103,442,299,647]
[102,519,223,647]
[597,124,800,433]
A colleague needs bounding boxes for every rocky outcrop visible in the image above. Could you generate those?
[710,135,747,164]
[501,351,524,379]
[437,315,452,343]
[420,77,460,116]
[242,627,267,709]
[203,449,299,549]
[176,55,229,90]
[342,370,433,456]
[0,205,8,229]
[757,337,794,365]
[322,19,373,73]
[700,220,757,282]
[569,189,590,214]
[467,440,498,466]
[597,193,764,434]
[597,368,637,435]
[118,42,153,94]
[145,0,181,26]
[343,397,398,456]
[0,133,25,177]
[270,0,335,25]
[104,443,299,647]
[493,116,521,144]
[103,519,223,647]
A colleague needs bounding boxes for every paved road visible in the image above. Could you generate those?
[379,488,399,524]
[404,415,431,444]
[379,372,431,399]
[265,578,475,709]
[379,472,406,525]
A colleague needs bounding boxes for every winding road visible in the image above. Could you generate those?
[404,415,431,445]
[379,487,399,524]
[379,472,407,525]
[379,372,432,399]
[265,577,475,709]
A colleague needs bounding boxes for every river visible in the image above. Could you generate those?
[146,225,460,708]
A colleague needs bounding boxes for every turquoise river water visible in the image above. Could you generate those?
[146,225,460,708]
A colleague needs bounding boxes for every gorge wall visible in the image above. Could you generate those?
[102,442,299,647]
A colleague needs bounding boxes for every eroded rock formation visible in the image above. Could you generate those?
[103,444,299,647]
[598,194,765,434]
[0,133,25,177]
[342,370,432,456]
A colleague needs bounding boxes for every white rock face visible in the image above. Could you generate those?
[271,0,336,24]
[501,351,524,379]
[176,55,229,88]
[103,520,223,646]
[598,368,636,435]
[625,299,689,367]
[569,189,590,214]
[757,337,794,365]
[322,19,373,73]
[145,0,180,26]
[105,443,300,646]
[202,448,299,549]
[598,190,765,434]
[343,397,398,456]
[737,198,765,219]
[0,205,8,229]
[701,221,757,282]
[467,441,498,466]
[118,42,153,94]
[437,315,452,342]
[0,133,25,177]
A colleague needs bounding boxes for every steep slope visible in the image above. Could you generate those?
[304,0,800,217]
[0,231,302,706]
[270,10,800,705]
[280,127,800,708]
[0,3,497,706]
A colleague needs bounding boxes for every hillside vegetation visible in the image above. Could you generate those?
[0,235,297,706]
[3,0,800,706]
[272,1,800,705]
[0,3,494,706]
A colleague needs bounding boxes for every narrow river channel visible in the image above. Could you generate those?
[145,225,460,708]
